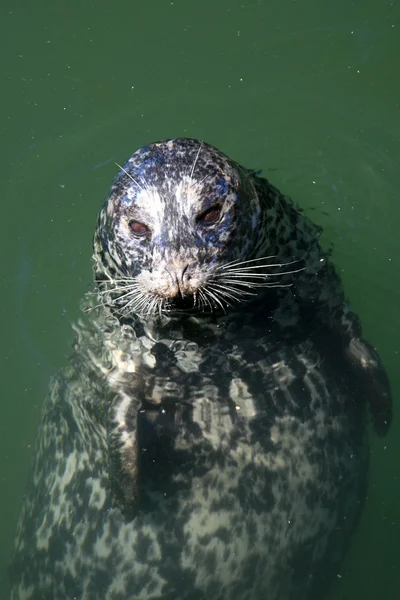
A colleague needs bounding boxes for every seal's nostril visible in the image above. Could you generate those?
[181,264,191,282]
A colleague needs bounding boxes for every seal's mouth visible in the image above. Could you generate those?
[166,293,198,312]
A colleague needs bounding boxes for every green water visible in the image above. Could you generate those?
[1,0,399,598]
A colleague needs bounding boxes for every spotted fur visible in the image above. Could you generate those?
[10,139,392,600]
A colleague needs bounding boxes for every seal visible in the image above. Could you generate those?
[10,138,392,600]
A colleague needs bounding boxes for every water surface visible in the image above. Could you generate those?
[1,0,399,598]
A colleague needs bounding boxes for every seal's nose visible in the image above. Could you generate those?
[167,264,192,298]
[181,264,191,283]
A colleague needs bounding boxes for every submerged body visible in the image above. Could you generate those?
[11,139,391,599]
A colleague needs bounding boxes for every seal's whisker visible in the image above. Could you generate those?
[224,266,305,277]
[208,289,242,306]
[99,283,141,291]
[115,162,145,193]
[217,255,277,269]
[94,277,138,284]
[133,294,153,313]
[222,263,303,273]
[109,281,141,293]
[198,288,210,311]
[203,287,227,312]
[140,296,152,317]
[144,296,159,316]
[152,297,163,317]
[189,141,203,180]
[217,277,277,287]
[115,285,145,302]
[93,282,142,295]
[216,278,268,290]
[207,284,248,304]
[198,288,212,312]
[121,291,148,314]
[215,272,270,280]
[197,291,207,312]
[144,296,157,317]
[217,276,296,291]
[210,282,255,297]
[261,266,305,277]
[108,279,141,287]
[189,172,210,189]
[113,287,144,302]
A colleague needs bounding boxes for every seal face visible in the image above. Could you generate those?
[11,139,392,600]
[94,138,262,315]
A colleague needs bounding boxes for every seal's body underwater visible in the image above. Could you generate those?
[11,139,392,600]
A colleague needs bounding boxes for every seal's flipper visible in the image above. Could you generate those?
[346,337,392,436]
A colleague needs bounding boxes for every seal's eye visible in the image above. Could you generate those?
[197,206,222,226]
[129,220,150,237]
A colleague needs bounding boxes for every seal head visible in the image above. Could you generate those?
[94,139,263,315]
